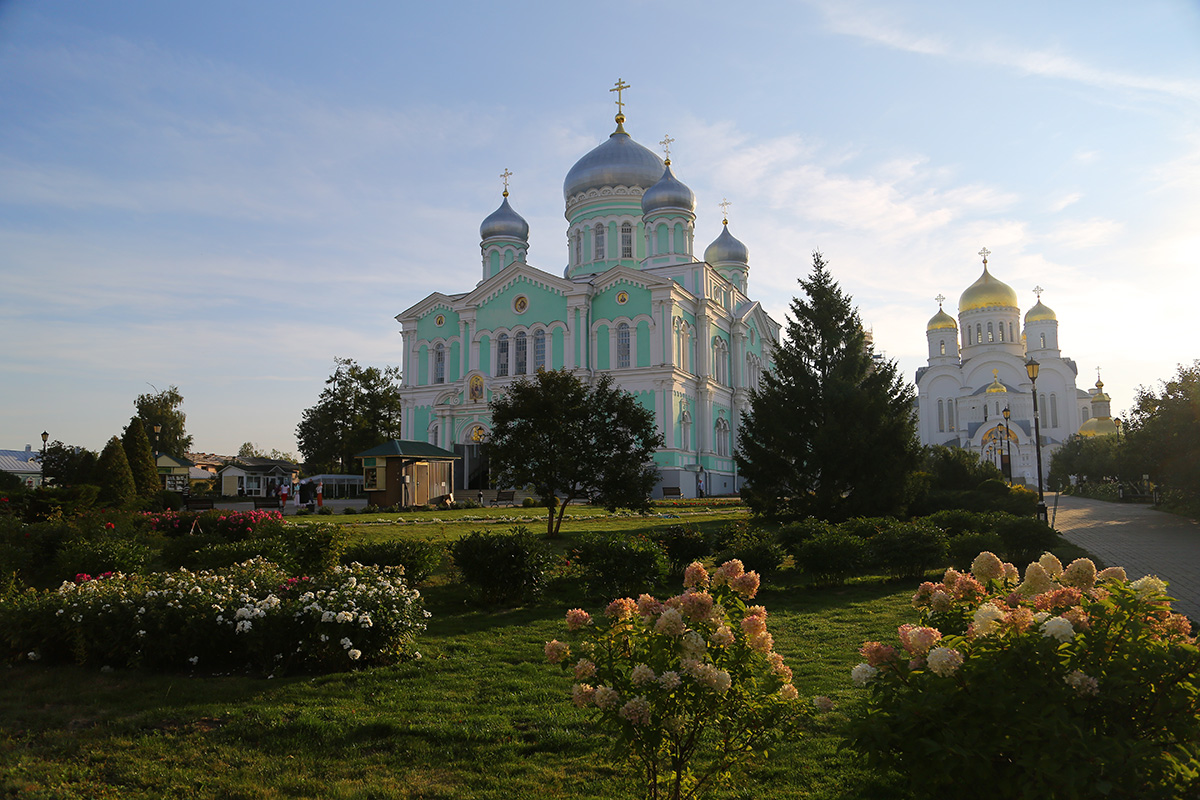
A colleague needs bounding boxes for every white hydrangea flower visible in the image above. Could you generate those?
[851,663,878,687]
[1041,616,1075,642]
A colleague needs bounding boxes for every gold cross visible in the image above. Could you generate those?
[610,78,631,115]
[979,247,991,265]
[935,293,946,308]
[1033,285,1044,300]
[719,197,731,222]
[500,168,512,196]
[660,134,674,162]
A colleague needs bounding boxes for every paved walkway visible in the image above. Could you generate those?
[1050,493,1200,621]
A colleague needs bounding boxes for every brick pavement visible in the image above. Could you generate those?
[1049,492,1200,621]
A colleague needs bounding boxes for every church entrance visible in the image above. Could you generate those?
[454,443,490,491]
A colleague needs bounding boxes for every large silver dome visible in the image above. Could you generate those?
[704,223,749,265]
[563,125,664,202]
[480,195,529,241]
[641,163,696,215]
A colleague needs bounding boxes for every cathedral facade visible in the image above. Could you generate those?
[394,90,779,498]
[916,250,1110,485]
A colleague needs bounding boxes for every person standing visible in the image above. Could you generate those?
[279,481,288,510]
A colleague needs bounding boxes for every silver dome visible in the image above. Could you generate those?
[480,195,529,241]
[563,125,664,202]
[641,163,696,215]
[704,223,749,265]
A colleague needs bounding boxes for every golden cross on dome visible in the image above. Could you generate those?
[500,168,512,196]
[935,293,946,308]
[610,78,631,116]
[1033,285,1044,300]
[719,197,731,223]
[978,247,991,265]
[660,134,674,163]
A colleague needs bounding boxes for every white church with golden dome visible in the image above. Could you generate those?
[916,249,1113,485]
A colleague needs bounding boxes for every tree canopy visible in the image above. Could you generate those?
[488,368,663,537]
[1124,361,1200,497]
[122,417,160,498]
[736,251,920,522]
[96,436,137,508]
[39,441,99,487]
[296,358,403,474]
[134,386,193,458]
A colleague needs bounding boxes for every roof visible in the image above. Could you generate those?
[355,440,460,460]
[0,453,41,475]
[156,454,196,468]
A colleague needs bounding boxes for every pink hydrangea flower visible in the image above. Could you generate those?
[680,591,714,623]
[658,670,681,690]
[741,612,767,639]
[605,597,637,620]
[655,608,686,636]
[594,685,621,710]
[971,551,1004,583]
[683,562,710,589]
[709,625,735,648]
[545,639,570,664]
[637,593,662,619]
[749,631,774,654]
[897,625,941,656]
[619,696,652,725]
[812,694,834,711]
[574,659,597,680]
[926,646,963,676]
[631,663,656,686]
[779,683,799,701]
[860,641,898,666]
[566,608,593,631]
[572,683,596,707]
[732,571,761,599]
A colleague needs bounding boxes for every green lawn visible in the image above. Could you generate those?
[0,507,1091,799]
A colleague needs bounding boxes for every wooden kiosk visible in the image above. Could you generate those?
[355,440,460,508]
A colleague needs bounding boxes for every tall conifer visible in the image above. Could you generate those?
[123,417,159,498]
[736,251,919,522]
[97,436,138,508]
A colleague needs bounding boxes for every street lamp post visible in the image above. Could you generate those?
[153,424,162,490]
[1026,357,1048,523]
[40,431,48,487]
[1002,407,1012,483]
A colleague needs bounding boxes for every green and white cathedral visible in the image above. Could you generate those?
[394,98,779,498]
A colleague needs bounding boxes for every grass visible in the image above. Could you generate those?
[0,506,1096,800]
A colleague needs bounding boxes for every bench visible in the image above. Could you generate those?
[253,497,281,510]
[494,489,516,507]
[661,486,683,499]
[185,498,215,511]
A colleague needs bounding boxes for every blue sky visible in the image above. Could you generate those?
[2,1,1197,457]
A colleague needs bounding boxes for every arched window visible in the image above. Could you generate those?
[938,399,945,432]
[621,222,633,258]
[534,329,547,371]
[715,417,731,457]
[939,339,946,356]
[574,231,582,265]
[976,323,982,343]
[948,401,955,431]
[429,423,439,446]
[617,323,631,368]
[1009,322,1015,341]
[999,323,1005,342]
[594,223,605,260]
[1039,333,1046,349]
[984,404,989,421]
[434,343,445,384]
[514,331,527,374]
[1050,394,1058,428]
[1081,407,1090,422]
[497,334,509,377]
[1040,394,1047,422]
[680,409,691,452]
[987,322,994,342]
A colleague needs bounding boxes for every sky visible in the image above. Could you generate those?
[2,0,1198,458]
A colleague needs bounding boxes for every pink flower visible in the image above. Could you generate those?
[712,559,745,586]
[709,625,735,647]
[619,696,652,725]
[654,608,686,636]
[779,684,800,701]
[683,562,709,589]
[680,591,714,623]
[897,625,942,656]
[741,612,767,639]
[970,551,1004,583]
[605,597,637,620]
[637,593,662,619]
[594,685,621,710]
[544,639,570,664]
[565,608,593,631]
[574,659,597,680]
[749,631,774,654]
[732,571,761,599]
[926,646,963,676]
[631,663,656,686]
[658,671,681,690]
[860,641,898,666]
[812,694,833,711]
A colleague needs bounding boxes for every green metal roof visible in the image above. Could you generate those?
[354,440,460,460]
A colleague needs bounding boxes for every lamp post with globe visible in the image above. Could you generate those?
[1026,357,1048,523]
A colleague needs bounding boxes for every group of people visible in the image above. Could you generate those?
[273,478,322,510]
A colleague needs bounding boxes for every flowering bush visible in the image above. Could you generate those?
[1,557,427,675]
[848,551,1200,798]
[547,560,809,800]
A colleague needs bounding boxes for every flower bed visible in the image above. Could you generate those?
[2,557,428,675]
[849,551,1200,798]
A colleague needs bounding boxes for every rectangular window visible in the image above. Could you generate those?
[515,333,527,374]
[621,224,633,258]
[534,331,546,370]
[617,325,630,368]
[594,225,605,260]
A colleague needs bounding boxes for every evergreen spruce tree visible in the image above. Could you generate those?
[736,251,920,522]
[96,436,138,508]
[122,417,160,499]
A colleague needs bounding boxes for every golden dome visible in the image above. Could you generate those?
[927,308,957,332]
[959,265,1018,312]
[1025,300,1057,323]
[985,369,1007,393]
[1078,416,1119,437]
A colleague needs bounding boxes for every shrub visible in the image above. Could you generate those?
[316,506,334,516]
[947,531,1005,569]
[923,509,996,537]
[2,558,427,674]
[864,519,948,579]
[837,516,897,540]
[545,559,810,800]
[450,526,554,603]
[777,517,836,558]
[794,531,867,586]
[342,507,358,515]
[52,536,152,581]
[341,539,443,584]
[713,521,785,577]
[992,515,1059,566]
[649,524,711,572]
[154,490,184,512]
[571,533,668,598]
[848,556,1200,799]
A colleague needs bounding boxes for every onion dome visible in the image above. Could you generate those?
[564,121,665,202]
[480,194,529,241]
[704,221,749,265]
[641,163,696,214]
[986,370,1007,393]
[959,265,1018,312]
[1025,299,1057,323]
[927,308,957,332]
[1078,416,1119,437]
[1092,379,1111,404]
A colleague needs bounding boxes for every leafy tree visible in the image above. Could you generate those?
[238,442,298,462]
[134,385,193,458]
[488,369,663,538]
[122,417,160,498]
[736,251,920,523]
[296,358,403,474]
[922,444,1004,491]
[1124,361,1200,496]
[38,441,99,487]
[96,436,137,508]
[1048,434,1120,491]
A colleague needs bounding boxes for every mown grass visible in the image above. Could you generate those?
[0,507,1093,799]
